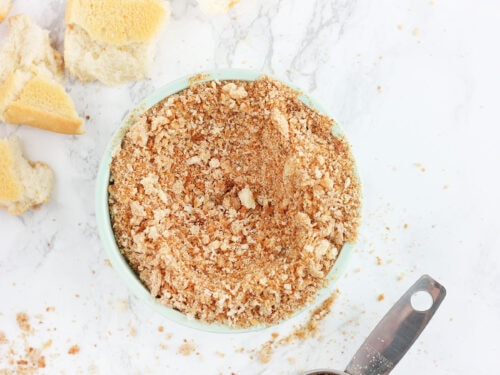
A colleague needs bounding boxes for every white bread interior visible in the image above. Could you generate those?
[64,0,169,85]
[0,0,11,22]
[0,14,84,134]
[197,0,240,15]
[0,137,54,215]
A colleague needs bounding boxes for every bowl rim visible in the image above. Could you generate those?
[95,68,357,334]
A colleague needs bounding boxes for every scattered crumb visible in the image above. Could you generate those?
[159,343,168,350]
[443,185,449,190]
[16,313,31,332]
[85,115,90,120]
[104,259,113,268]
[377,294,385,301]
[412,27,420,36]
[0,331,7,344]
[271,332,279,339]
[256,290,339,364]
[158,326,164,332]
[114,299,129,313]
[397,24,403,30]
[164,333,172,340]
[288,357,296,364]
[376,257,382,265]
[74,294,80,298]
[377,85,382,93]
[215,351,225,358]
[403,223,408,229]
[256,343,273,364]
[354,267,361,273]
[45,306,55,313]
[42,340,52,350]
[397,273,406,281]
[68,345,80,355]
[414,162,426,172]
[178,340,196,356]
[128,322,137,337]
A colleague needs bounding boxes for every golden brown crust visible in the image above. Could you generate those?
[109,77,361,327]
[65,0,167,45]
[1,76,83,135]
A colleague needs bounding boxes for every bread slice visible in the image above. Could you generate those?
[0,0,11,22]
[197,0,240,15]
[64,0,169,85]
[0,137,54,215]
[0,14,84,134]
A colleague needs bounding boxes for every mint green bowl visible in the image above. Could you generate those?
[95,69,357,333]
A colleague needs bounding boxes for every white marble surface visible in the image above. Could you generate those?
[1,0,499,374]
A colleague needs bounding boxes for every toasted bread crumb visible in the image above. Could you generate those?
[178,340,196,356]
[109,77,361,328]
[68,344,80,355]
[16,313,30,332]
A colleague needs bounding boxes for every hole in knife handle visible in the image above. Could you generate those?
[410,290,434,311]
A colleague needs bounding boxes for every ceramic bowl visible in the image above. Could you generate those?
[95,68,358,333]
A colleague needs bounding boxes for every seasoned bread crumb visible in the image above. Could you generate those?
[109,77,361,327]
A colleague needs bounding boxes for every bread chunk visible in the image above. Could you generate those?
[0,14,84,134]
[64,0,169,85]
[0,137,54,215]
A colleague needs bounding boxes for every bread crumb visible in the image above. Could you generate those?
[256,290,339,363]
[68,345,80,355]
[403,223,408,229]
[377,85,382,93]
[158,326,164,332]
[45,306,55,312]
[412,27,420,37]
[114,299,129,312]
[215,351,225,358]
[377,294,385,301]
[16,312,31,332]
[256,345,273,364]
[397,24,403,30]
[104,259,113,267]
[109,77,361,328]
[178,340,196,356]
[0,331,7,344]
[376,256,382,265]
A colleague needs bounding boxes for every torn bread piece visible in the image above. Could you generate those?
[0,0,11,22]
[64,0,169,85]
[0,137,54,215]
[0,14,84,134]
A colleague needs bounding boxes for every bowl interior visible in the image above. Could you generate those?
[95,68,357,333]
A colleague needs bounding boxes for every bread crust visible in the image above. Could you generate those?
[65,0,167,45]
